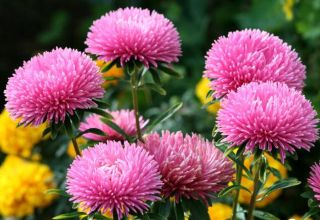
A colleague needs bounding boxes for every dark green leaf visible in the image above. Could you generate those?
[258,178,301,201]
[259,155,268,183]
[64,117,74,138]
[149,68,161,84]
[86,108,113,119]
[182,198,210,220]
[157,64,182,78]
[253,210,280,220]
[152,199,171,218]
[53,212,86,219]
[174,202,184,220]
[101,59,117,72]
[301,190,314,199]
[70,112,80,129]
[76,128,106,138]
[145,102,183,133]
[139,83,166,95]
[302,207,320,220]
[218,184,251,197]
[146,213,167,220]
[100,118,131,141]
[42,127,51,137]
[268,167,282,180]
[93,99,110,109]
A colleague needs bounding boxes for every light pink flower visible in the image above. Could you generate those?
[217,82,318,162]
[80,109,147,141]
[5,48,104,126]
[205,29,306,98]
[140,131,234,201]
[66,141,162,219]
[85,7,181,67]
[308,162,320,203]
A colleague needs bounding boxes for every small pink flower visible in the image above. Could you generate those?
[5,48,104,126]
[205,29,306,98]
[217,82,318,162]
[308,162,320,204]
[85,7,181,67]
[80,109,147,141]
[141,131,234,201]
[66,141,162,219]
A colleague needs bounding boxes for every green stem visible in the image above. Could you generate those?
[247,158,262,220]
[71,137,82,156]
[231,154,245,220]
[130,66,143,142]
[113,210,119,220]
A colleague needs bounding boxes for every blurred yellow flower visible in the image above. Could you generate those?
[96,60,124,88]
[282,0,295,21]
[0,155,56,217]
[195,78,220,114]
[208,203,232,220]
[239,153,287,207]
[289,215,312,220]
[67,137,87,158]
[0,109,46,157]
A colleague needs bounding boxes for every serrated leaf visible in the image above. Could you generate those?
[101,59,117,72]
[145,102,183,133]
[53,212,86,219]
[258,178,301,201]
[157,64,182,78]
[253,210,280,220]
[218,184,251,197]
[139,83,166,95]
[76,128,106,138]
[100,118,131,141]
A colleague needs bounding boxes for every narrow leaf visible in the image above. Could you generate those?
[218,184,251,197]
[149,68,161,84]
[157,64,182,78]
[139,83,166,95]
[53,212,86,219]
[174,202,184,220]
[101,118,131,140]
[253,210,280,220]
[76,128,106,138]
[93,99,110,109]
[45,189,69,197]
[145,102,183,133]
[101,60,117,72]
[42,127,51,137]
[86,108,113,119]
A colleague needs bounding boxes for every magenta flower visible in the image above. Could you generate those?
[85,7,181,67]
[217,82,318,162]
[205,29,306,98]
[5,48,104,126]
[66,141,162,219]
[80,109,147,141]
[140,131,234,201]
[308,162,320,204]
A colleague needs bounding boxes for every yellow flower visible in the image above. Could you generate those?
[289,215,312,220]
[67,137,87,158]
[0,156,56,217]
[0,109,47,157]
[282,0,295,21]
[195,78,220,114]
[208,203,232,220]
[239,153,287,207]
[96,60,124,88]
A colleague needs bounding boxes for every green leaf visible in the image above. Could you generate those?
[157,64,182,78]
[85,108,113,119]
[258,178,301,201]
[253,210,280,220]
[301,190,314,199]
[53,212,86,219]
[218,184,251,197]
[223,145,238,158]
[70,112,80,129]
[152,199,171,218]
[145,102,183,133]
[93,99,110,109]
[101,59,117,72]
[100,118,131,140]
[174,202,184,220]
[146,213,167,220]
[104,76,120,81]
[51,121,63,139]
[76,128,106,138]
[45,189,69,197]
[302,207,320,220]
[64,117,74,138]
[42,127,51,137]
[149,68,161,84]
[259,155,268,183]
[267,167,282,180]
[139,83,167,96]
[182,198,210,220]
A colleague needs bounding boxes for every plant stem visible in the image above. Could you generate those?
[130,66,143,142]
[231,154,245,220]
[247,158,263,220]
[71,137,82,156]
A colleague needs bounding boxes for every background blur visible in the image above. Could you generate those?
[0,0,320,219]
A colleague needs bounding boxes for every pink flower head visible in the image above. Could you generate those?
[80,109,147,141]
[66,141,162,219]
[217,82,318,162]
[5,48,104,126]
[85,7,181,67]
[205,29,306,98]
[308,162,320,204]
[140,131,234,201]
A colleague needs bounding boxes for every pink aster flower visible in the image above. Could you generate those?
[66,141,162,219]
[204,29,306,98]
[217,82,318,162]
[79,109,147,141]
[308,162,320,204]
[140,131,234,201]
[85,7,181,67]
[5,48,104,126]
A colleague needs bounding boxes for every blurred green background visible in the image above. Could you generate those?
[0,0,320,219]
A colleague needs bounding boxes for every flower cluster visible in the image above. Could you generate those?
[0,156,55,217]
